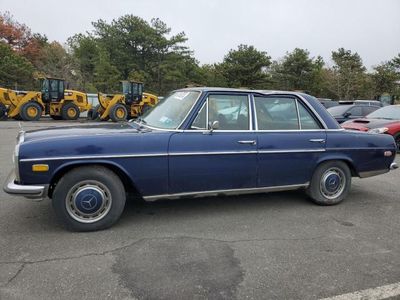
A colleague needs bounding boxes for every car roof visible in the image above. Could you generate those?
[176,87,307,96]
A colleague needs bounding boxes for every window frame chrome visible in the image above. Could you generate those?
[252,93,327,131]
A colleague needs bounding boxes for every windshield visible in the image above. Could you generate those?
[367,106,400,120]
[327,105,351,116]
[141,91,201,129]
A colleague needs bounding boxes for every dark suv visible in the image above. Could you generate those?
[327,104,379,123]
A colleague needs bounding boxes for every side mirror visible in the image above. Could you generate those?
[343,112,351,118]
[204,120,219,134]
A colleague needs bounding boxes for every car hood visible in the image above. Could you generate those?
[23,122,146,143]
[342,118,399,129]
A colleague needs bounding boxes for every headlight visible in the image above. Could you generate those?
[368,127,389,134]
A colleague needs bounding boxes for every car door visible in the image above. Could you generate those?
[253,94,326,187]
[168,93,257,195]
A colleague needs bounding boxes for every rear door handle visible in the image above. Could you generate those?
[309,139,325,143]
[238,140,257,145]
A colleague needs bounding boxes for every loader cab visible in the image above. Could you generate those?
[40,78,65,103]
[122,81,143,105]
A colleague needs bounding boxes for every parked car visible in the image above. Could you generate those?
[354,100,383,107]
[318,98,339,108]
[327,104,379,123]
[342,105,400,152]
[3,88,398,231]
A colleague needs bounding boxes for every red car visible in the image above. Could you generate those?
[342,105,400,152]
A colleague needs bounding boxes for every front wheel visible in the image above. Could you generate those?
[52,166,126,231]
[110,104,127,122]
[20,101,42,121]
[307,161,351,205]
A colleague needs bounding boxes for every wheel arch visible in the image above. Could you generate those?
[315,155,359,177]
[48,160,140,198]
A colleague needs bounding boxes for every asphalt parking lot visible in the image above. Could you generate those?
[0,120,399,300]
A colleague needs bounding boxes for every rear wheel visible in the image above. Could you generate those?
[61,103,80,120]
[0,103,7,120]
[20,101,42,121]
[110,104,127,122]
[52,166,126,231]
[307,161,351,205]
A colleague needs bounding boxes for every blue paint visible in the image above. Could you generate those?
[16,89,397,198]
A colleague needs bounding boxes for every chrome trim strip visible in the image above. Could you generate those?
[170,151,258,156]
[3,169,48,200]
[20,153,168,162]
[258,149,325,154]
[143,183,309,201]
[21,148,329,162]
[181,129,344,133]
[326,147,393,151]
[295,99,302,130]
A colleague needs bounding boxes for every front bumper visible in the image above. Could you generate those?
[3,170,48,200]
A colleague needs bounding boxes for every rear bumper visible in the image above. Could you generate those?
[3,170,48,200]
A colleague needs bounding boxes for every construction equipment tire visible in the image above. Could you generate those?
[20,102,42,121]
[61,103,80,120]
[0,103,7,120]
[110,104,128,122]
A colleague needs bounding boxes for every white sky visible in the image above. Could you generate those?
[1,0,399,69]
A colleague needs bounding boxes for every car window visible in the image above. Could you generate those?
[297,102,321,129]
[254,96,299,130]
[208,94,249,130]
[348,106,362,116]
[190,94,250,130]
[362,106,377,115]
[191,102,207,129]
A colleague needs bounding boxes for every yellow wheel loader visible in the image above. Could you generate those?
[0,77,91,121]
[89,81,158,122]
[0,88,45,121]
[40,77,91,120]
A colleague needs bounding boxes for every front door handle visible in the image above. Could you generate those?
[309,139,325,144]
[238,140,257,145]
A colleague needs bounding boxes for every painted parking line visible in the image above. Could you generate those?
[321,282,400,300]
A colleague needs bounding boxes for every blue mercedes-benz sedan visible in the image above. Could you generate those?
[3,88,398,231]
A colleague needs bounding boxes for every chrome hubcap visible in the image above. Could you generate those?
[66,180,112,223]
[320,168,345,199]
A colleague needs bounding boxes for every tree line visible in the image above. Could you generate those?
[1,12,399,100]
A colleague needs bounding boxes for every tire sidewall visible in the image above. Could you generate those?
[308,161,351,205]
[110,104,127,122]
[61,103,80,120]
[52,166,126,231]
[21,102,42,121]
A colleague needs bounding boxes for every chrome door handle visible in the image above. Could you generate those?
[309,139,325,143]
[238,140,257,145]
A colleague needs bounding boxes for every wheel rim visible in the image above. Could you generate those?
[27,106,38,117]
[319,167,346,200]
[65,180,112,223]
[116,107,125,119]
[67,108,77,118]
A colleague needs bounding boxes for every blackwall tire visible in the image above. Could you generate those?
[52,165,126,232]
[306,161,351,206]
